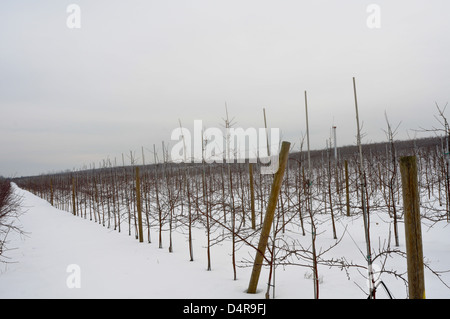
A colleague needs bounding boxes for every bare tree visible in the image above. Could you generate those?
[0,179,24,263]
[383,111,401,246]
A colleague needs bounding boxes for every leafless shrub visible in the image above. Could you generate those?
[0,179,24,263]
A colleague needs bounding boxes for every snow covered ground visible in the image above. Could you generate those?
[1,184,449,299]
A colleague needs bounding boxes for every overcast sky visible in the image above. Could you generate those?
[1,0,449,177]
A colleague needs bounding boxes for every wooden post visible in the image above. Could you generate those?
[353,77,374,298]
[247,141,290,294]
[249,162,256,229]
[50,178,54,207]
[136,166,144,243]
[72,176,76,216]
[304,90,319,299]
[345,160,350,216]
[400,156,425,299]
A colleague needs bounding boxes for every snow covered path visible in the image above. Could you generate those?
[0,185,258,299]
[1,184,449,299]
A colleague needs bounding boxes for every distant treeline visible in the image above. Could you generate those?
[12,136,442,182]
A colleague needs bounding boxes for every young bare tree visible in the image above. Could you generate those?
[383,111,401,246]
[0,179,23,263]
[419,102,450,221]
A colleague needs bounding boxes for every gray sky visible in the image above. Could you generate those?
[1,0,449,177]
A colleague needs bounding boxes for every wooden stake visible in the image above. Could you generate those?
[263,108,271,157]
[72,176,76,216]
[50,178,54,206]
[247,141,290,294]
[353,77,374,298]
[400,156,426,299]
[249,163,256,230]
[304,90,319,299]
[135,166,144,243]
[345,160,350,217]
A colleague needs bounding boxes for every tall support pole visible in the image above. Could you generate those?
[333,126,341,211]
[353,77,375,298]
[333,126,338,161]
[444,119,450,222]
[136,166,144,243]
[305,91,319,299]
[400,156,426,299]
[249,163,256,230]
[263,108,271,157]
[247,141,291,294]
[262,107,276,298]
[72,176,77,216]
[345,160,351,217]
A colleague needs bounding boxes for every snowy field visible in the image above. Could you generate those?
[1,183,449,299]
